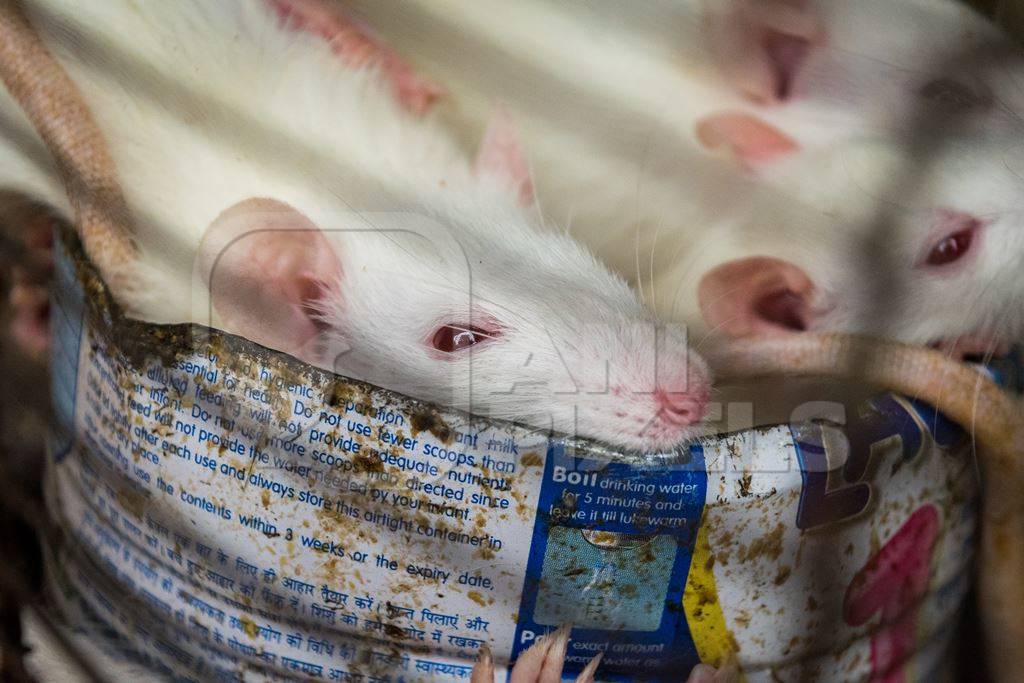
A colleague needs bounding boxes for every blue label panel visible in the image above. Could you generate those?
[49,233,86,462]
[790,393,966,530]
[512,443,707,681]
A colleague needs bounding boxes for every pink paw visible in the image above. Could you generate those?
[469,626,736,682]
[686,662,739,683]
[469,626,597,683]
[6,214,53,361]
[9,280,50,360]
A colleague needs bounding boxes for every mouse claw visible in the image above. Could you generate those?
[574,651,603,683]
[501,623,571,683]
[8,281,50,360]
[470,643,495,683]
[537,623,571,683]
[687,660,740,683]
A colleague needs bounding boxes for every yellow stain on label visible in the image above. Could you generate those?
[240,615,259,639]
[683,517,743,678]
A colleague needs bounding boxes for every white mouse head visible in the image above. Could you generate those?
[197,169,711,453]
[697,135,1024,358]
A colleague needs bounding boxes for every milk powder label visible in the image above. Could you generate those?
[45,233,983,682]
[45,235,715,682]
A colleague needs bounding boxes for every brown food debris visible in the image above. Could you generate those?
[520,451,543,467]
[737,473,753,497]
[353,453,383,473]
[773,565,791,586]
[738,522,785,563]
[116,488,147,519]
[240,616,259,639]
[409,410,453,443]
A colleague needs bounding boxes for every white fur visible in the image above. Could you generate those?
[0,0,709,451]
[651,135,1024,347]
[342,0,1024,347]
[796,138,1024,346]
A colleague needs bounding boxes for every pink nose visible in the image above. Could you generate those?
[656,389,707,426]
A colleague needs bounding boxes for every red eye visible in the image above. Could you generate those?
[925,227,975,266]
[430,325,497,353]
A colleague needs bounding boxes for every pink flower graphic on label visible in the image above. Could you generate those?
[844,505,941,683]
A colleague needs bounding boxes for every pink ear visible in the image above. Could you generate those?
[704,0,824,103]
[475,107,535,206]
[698,256,819,338]
[197,198,342,362]
[695,111,800,166]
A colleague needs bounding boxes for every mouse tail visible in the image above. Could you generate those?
[0,0,139,308]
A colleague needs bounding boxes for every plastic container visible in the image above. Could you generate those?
[43,229,992,681]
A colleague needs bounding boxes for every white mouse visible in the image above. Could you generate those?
[328,0,1022,336]
[0,0,710,452]
[659,133,1024,358]
[13,0,1015,362]
[323,0,1019,356]
[370,0,1015,147]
